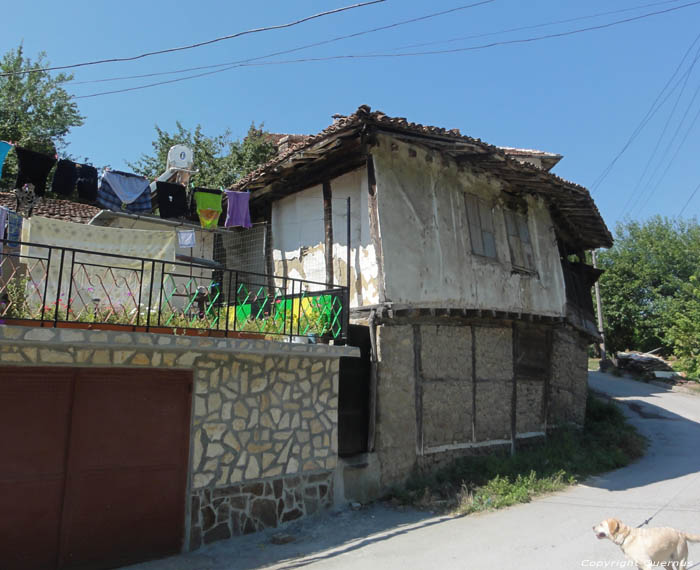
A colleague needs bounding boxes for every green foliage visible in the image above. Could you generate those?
[597,216,700,354]
[666,275,700,379]
[0,45,85,190]
[389,393,646,515]
[127,122,277,188]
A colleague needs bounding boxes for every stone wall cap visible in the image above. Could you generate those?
[0,325,361,359]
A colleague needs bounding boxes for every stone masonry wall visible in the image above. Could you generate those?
[0,325,357,551]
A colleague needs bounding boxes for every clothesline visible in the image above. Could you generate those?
[0,141,253,231]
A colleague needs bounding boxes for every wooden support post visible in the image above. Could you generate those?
[366,155,386,303]
[511,323,518,457]
[323,181,334,285]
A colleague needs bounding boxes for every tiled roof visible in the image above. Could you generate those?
[232,104,612,250]
[0,192,100,224]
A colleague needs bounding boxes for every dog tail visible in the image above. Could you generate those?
[683,533,700,542]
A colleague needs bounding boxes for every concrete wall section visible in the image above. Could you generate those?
[371,135,566,315]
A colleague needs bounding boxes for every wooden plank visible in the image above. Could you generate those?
[323,181,334,286]
[367,155,386,303]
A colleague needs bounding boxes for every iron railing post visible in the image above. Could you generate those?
[146,260,156,331]
[40,246,52,323]
[136,259,145,327]
[53,248,66,327]
[66,250,76,323]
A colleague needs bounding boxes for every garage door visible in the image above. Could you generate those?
[0,367,192,570]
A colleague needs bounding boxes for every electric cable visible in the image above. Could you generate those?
[0,1,385,78]
[590,28,700,193]
[618,42,700,214]
[70,0,496,86]
[390,0,687,52]
[73,0,700,100]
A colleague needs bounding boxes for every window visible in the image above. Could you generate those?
[504,210,535,272]
[464,194,497,259]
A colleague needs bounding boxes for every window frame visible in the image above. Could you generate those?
[464,193,498,260]
[504,209,536,274]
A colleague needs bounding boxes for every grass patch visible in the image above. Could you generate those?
[388,392,646,516]
[588,358,601,371]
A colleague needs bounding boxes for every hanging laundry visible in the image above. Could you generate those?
[98,170,152,214]
[0,141,12,173]
[0,206,7,256]
[51,159,78,196]
[193,188,222,229]
[223,190,252,229]
[156,181,188,219]
[15,146,57,196]
[177,229,196,248]
[7,211,23,247]
[76,164,98,202]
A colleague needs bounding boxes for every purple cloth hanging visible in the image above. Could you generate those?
[224,190,252,229]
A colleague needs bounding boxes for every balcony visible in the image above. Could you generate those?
[0,240,348,343]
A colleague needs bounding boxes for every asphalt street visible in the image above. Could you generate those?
[127,372,700,570]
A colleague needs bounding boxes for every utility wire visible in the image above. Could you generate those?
[71,0,496,86]
[74,0,700,100]
[0,0,385,78]
[635,80,700,216]
[618,42,700,213]
[389,0,686,52]
[676,180,700,218]
[590,28,700,193]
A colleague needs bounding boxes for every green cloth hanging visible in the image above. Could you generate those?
[194,189,222,229]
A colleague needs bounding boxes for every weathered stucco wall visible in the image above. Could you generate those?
[0,325,357,551]
[371,135,566,315]
[270,167,380,305]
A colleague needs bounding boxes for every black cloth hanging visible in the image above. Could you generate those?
[15,146,57,196]
[76,164,98,202]
[156,181,188,219]
[51,159,78,196]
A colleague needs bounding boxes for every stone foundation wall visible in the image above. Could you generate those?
[0,325,357,551]
[190,472,333,549]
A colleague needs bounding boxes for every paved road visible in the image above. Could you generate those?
[127,372,700,570]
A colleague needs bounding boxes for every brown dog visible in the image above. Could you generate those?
[593,518,700,570]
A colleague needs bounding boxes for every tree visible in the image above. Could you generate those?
[597,216,700,355]
[0,45,85,190]
[127,122,277,188]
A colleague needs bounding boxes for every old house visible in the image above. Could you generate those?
[232,104,612,498]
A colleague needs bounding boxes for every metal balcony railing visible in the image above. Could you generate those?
[0,240,347,342]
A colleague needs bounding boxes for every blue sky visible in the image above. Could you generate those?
[3,0,700,235]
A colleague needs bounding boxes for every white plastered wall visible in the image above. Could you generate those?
[371,134,567,315]
[270,166,379,305]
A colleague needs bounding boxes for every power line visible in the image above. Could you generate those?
[635,79,700,216]
[388,0,686,52]
[623,45,700,210]
[617,42,700,214]
[590,27,700,193]
[676,180,700,218]
[70,0,497,86]
[0,1,385,78]
[74,0,700,100]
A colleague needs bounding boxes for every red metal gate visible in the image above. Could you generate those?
[0,367,192,570]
